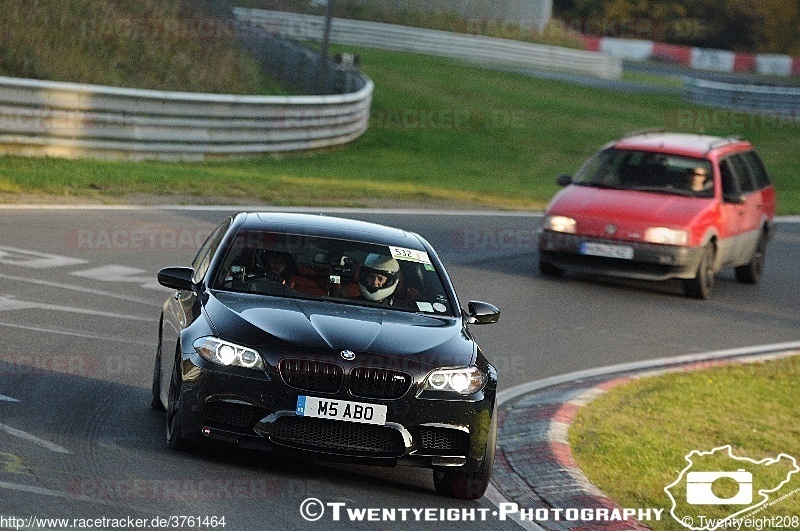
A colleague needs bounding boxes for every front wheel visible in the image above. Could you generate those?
[165,354,189,451]
[150,339,165,412]
[433,407,497,500]
[683,244,716,299]
[735,231,768,284]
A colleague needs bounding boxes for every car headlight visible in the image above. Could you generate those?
[423,367,486,395]
[644,227,688,246]
[544,215,577,234]
[193,337,264,371]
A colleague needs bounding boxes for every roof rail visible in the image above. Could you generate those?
[621,128,666,138]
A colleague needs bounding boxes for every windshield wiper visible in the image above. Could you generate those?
[630,186,693,196]
[575,181,622,190]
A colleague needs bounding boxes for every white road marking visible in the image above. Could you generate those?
[0,273,161,307]
[0,320,152,345]
[0,203,542,216]
[0,297,37,311]
[0,245,87,269]
[70,265,164,291]
[0,295,154,322]
[496,340,800,405]
[0,423,72,454]
[0,479,103,506]
[0,394,20,403]
[71,265,146,281]
[0,479,82,500]
[3,204,800,223]
[0,479,161,512]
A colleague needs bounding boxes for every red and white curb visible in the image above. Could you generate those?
[486,341,800,531]
[582,36,800,77]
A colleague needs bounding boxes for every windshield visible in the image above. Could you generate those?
[212,230,456,316]
[574,148,714,198]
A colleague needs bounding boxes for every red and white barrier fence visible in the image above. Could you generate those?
[583,36,800,77]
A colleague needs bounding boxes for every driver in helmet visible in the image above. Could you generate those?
[358,253,400,304]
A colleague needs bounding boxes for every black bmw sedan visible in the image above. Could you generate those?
[152,212,499,499]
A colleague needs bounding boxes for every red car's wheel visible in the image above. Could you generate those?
[735,231,768,284]
[684,243,716,299]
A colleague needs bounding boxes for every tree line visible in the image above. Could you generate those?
[553,0,800,55]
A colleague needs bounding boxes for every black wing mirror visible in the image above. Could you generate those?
[157,267,195,291]
[557,174,572,187]
[466,301,500,325]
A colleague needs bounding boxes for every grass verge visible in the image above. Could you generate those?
[1,47,799,211]
[0,0,284,94]
[569,356,800,529]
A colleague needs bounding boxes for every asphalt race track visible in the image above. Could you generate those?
[1,206,798,530]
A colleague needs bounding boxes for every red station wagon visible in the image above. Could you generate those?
[538,131,777,299]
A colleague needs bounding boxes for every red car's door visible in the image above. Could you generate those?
[719,154,764,266]
[717,157,748,265]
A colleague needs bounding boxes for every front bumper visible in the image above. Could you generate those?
[177,352,496,471]
[539,231,705,281]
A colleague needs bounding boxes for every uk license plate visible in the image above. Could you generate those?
[296,396,387,425]
[580,242,634,260]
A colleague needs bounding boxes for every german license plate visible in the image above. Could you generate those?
[580,242,634,260]
[296,396,387,425]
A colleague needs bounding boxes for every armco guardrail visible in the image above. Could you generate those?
[685,78,800,117]
[235,8,623,80]
[240,32,368,96]
[0,37,372,160]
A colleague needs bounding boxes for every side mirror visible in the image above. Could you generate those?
[557,174,572,187]
[157,267,195,291]
[466,301,500,325]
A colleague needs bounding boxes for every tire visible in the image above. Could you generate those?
[150,328,166,411]
[683,244,716,299]
[150,350,165,411]
[165,351,189,451]
[433,407,497,500]
[539,260,565,278]
[735,231,768,284]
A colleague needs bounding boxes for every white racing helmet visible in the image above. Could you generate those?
[359,254,400,302]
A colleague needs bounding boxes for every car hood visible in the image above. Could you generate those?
[548,186,712,237]
[204,291,474,367]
